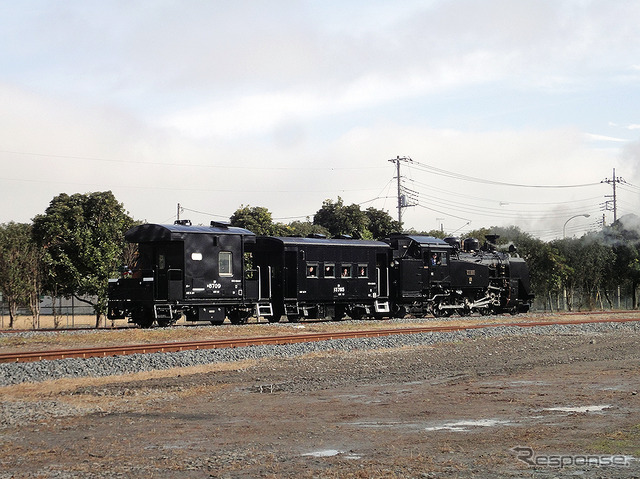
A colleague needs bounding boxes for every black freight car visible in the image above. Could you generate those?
[253,236,391,322]
[107,221,260,327]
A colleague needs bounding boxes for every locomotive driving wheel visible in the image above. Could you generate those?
[431,301,453,318]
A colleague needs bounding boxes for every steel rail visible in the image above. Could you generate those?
[1,316,638,364]
[0,309,635,335]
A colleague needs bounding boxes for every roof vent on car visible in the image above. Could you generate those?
[210,220,230,229]
[174,219,192,226]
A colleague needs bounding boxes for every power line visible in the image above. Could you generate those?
[388,156,417,225]
[0,149,387,171]
[406,159,601,188]
[601,168,625,223]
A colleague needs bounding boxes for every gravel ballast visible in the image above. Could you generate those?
[1,320,638,387]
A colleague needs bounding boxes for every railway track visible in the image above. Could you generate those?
[0,309,635,335]
[1,315,638,364]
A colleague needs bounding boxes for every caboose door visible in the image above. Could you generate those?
[155,242,183,300]
[376,252,389,297]
[283,250,298,299]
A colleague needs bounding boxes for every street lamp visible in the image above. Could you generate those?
[563,214,590,238]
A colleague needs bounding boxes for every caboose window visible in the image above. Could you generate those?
[219,251,232,276]
[357,265,368,278]
[306,264,318,278]
[324,264,335,278]
[341,265,352,278]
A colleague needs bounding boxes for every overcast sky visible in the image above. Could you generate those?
[2,0,640,239]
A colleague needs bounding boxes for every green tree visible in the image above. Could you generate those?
[230,205,287,236]
[313,197,371,239]
[552,235,614,310]
[285,220,330,238]
[32,191,134,327]
[577,236,614,309]
[0,222,42,328]
[365,207,402,239]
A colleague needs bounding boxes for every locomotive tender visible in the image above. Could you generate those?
[107,221,534,327]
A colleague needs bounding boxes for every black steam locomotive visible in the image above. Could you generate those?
[107,221,534,327]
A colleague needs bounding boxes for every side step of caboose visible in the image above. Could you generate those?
[154,304,174,319]
[256,303,273,317]
[374,300,390,313]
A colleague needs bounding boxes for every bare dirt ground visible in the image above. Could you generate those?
[1,318,639,478]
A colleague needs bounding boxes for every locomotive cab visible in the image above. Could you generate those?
[107,221,259,327]
[386,234,453,317]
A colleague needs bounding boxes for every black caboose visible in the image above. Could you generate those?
[253,236,391,322]
[107,221,259,327]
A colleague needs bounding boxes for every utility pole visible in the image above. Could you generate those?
[601,168,625,223]
[388,156,416,226]
[177,203,181,222]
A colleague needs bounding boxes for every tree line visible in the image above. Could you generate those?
[2,191,640,328]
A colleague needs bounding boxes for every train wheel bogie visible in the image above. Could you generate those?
[332,306,346,321]
[229,309,251,325]
[132,308,154,328]
[347,306,366,320]
[392,305,407,319]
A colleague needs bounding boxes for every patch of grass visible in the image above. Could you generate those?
[591,424,640,456]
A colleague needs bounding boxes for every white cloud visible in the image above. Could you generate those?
[2,0,640,239]
[584,133,628,143]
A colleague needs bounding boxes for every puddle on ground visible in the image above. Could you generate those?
[476,380,552,388]
[345,419,511,433]
[302,449,361,459]
[424,418,512,432]
[544,404,612,413]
